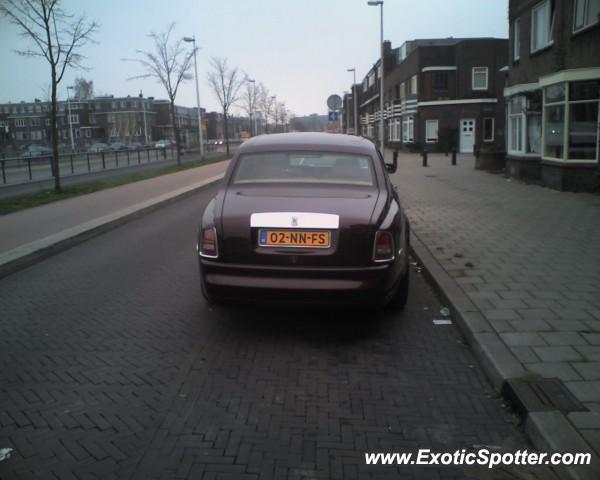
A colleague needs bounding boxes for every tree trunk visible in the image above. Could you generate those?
[223,109,230,155]
[51,68,61,192]
[170,100,181,165]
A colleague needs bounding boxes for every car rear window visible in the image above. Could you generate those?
[232,152,375,186]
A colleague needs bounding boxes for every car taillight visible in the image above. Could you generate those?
[199,227,218,258]
[373,231,395,262]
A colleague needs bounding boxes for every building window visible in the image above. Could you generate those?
[483,118,495,142]
[472,67,488,90]
[30,117,40,127]
[425,120,438,143]
[15,131,26,140]
[508,96,524,154]
[69,114,79,124]
[531,0,554,52]
[568,80,599,160]
[45,118,51,127]
[15,118,26,127]
[30,130,43,141]
[410,75,418,95]
[89,114,96,124]
[573,0,600,32]
[400,82,405,98]
[433,72,448,91]
[513,18,521,61]
[85,129,92,138]
[402,116,414,142]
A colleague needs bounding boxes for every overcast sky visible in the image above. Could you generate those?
[0,0,508,116]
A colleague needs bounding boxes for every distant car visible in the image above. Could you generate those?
[88,143,110,153]
[155,139,172,149]
[127,142,147,151]
[197,132,410,308]
[21,145,52,158]
[110,142,128,151]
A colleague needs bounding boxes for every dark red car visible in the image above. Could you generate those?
[197,132,410,308]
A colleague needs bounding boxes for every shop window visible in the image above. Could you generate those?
[544,104,565,159]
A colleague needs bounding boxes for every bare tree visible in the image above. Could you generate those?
[207,57,244,154]
[257,84,275,134]
[0,0,98,192]
[124,23,195,165]
[240,76,258,136]
[73,76,93,99]
[277,102,289,133]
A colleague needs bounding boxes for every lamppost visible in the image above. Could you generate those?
[347,68,358,135]
[66,85,75,152]
[344,91,350,134]
[248,78,256,136]
[183,36,204,158]
[368,0,384,149]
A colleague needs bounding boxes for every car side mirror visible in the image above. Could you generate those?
[385,150,398,174]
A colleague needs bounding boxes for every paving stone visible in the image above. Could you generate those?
[565,382,600,403]
[500,332,547,347]
[573,363,600,380]
[575,346,600,362]
[532,346,584,362]
[568,412,600,430]
[540,332,588,346]
[510,347,540,364]
[508,319,553,332]
[525,362,582,381]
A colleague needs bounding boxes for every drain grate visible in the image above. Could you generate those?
[504,378,587,417]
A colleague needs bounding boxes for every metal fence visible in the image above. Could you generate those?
[0,147,177,186]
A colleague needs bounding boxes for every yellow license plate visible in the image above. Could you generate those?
[259,230,330,248]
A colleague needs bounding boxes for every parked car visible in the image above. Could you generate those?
[127,142,147,151]
[154,139,172,149]
[110,142,128,151]
[88,143,110,153]
[20,145,53,158]
[197,132,410,308]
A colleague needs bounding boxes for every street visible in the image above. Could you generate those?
[0,185,555,480]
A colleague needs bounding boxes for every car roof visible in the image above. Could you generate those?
[238,132,377,156]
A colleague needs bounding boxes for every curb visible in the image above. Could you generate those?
[409,231,600,480]
[0,174,224,280]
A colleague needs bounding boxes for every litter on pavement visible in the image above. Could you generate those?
[440,307,450,317]
[433,318,452,325]
[0,448,13,462]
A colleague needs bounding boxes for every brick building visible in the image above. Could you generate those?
[348,38,508,156]
[505,0,600,191]
[0,95,205,152]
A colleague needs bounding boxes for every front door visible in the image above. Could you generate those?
[460,119,475,153]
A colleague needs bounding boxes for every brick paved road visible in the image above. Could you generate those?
[0,187,555,479]
[388,151,600,459]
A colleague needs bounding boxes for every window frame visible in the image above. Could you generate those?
[573,0,600,33]
[513,18,521,61]
[472,67,488,91]
[425,119,439,143]
[531,0,554,53]
[483,118,495,142]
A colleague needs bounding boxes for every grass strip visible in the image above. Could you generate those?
[0,154,229,216]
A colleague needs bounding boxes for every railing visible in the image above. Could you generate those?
[0,146,177,186]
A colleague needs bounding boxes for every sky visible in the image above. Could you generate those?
[0,0,508,116]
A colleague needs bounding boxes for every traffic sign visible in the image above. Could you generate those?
[327,95,342,110]
[328,111,339,121]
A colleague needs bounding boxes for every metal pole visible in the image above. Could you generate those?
[191,38,205,158]
[379,2,385,150]
[142,97,148,144]
[353,70,358,135]
[67,87,75,152]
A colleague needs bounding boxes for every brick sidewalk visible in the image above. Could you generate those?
[0,160,229,254]
[388,150,600,459]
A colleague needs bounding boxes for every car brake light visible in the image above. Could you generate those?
[199,227,218,258]
[373,231,394,262]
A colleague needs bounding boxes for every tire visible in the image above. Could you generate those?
[388,266,409,310]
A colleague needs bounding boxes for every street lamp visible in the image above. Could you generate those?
[248,78,256,136]
[66,85,75,152]
[347,68,358,135]
[183,36,204,158]
[368,0,384,150]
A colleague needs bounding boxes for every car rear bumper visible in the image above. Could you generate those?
[199,258,405,307]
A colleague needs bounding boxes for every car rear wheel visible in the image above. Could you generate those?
[388,266,409,310]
